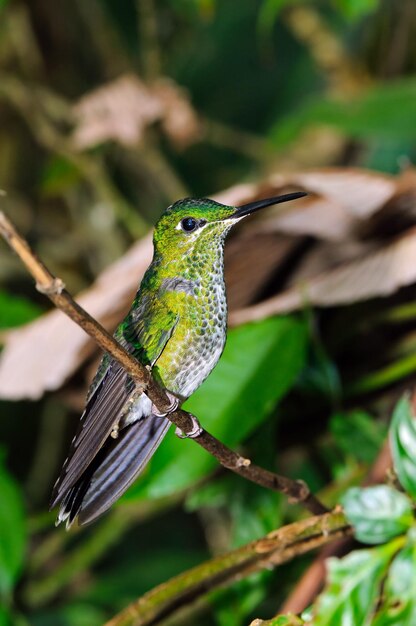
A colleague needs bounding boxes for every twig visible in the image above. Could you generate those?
[105,510,350,626]
[283,5,369,95]
[0,210,327,516]
[24,397,68,505]
[203,118,274,163]
[137,0,162,80]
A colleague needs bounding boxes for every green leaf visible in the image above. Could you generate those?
[331,411,387,464]
[0,606,12,626]
[229,484,282,548]
[313,539,404,625]
[333,0,379,21]
[257,0,302,36]
[372,529,416,626]
[347,353,416,397]
[271,79,416,149]
[40,156,81,197]
[342,486,413,545]
[185,476,232,511]
[211,572,272,626]
[188,475,282,547]
[364,137,415,174]
[390,395,416,499]
[273,617,305,625]
[31,604,107,626]
[124,316,307,500]
[251,615,305,625]
[0,458,26,596]
[186,424,283,546]
[0,291,42,330]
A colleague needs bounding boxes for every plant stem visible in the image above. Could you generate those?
[105,510,350,626]
[203,118,273,163]
[137,0,162,80]
[346,351,416,396]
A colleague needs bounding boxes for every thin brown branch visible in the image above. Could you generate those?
[0,210,328,516]
[105,510,350,626]
[203,118,274,163]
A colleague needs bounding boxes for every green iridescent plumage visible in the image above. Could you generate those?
[50,193,305,527]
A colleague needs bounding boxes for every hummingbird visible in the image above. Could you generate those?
[50,192,306,527]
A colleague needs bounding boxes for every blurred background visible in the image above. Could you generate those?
[1,0,416,624]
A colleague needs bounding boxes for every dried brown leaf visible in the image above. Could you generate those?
[357,169,416,239]
[216,168,397,241]
[72,75,163,149]
[225,233,298,310]
[285,238,376,285]
[71,74,201,150]
[272,168,396,219]
[153,79,202,148]
[230,227,416,325]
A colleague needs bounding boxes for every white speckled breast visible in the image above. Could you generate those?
[156,224,231,400]
[169,271,227,399]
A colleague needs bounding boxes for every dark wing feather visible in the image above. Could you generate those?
[51,287,180,524]
[50,362,131,508]
[55,415,170,527]
[78,414,170,525]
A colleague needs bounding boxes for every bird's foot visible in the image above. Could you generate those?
[152,391,179,418]
[110,423,120,439]
[176,413,203,439]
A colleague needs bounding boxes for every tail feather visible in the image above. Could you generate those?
[55,415,170,527]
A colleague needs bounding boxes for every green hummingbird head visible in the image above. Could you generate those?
[153,192,306,255]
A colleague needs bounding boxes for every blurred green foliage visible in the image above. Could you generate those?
[271,79,416,149]
[0,292,41,329]
[333,0,379,21]
[0,456,26,597]
[330,410,387,464]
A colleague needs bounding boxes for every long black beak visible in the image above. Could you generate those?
[233,191,307,218]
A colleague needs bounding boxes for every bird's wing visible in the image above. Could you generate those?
[121,300,179,367]
[73,414,171,526]
[50,307,179,509]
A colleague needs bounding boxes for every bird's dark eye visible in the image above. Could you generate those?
[181,217,197,232]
